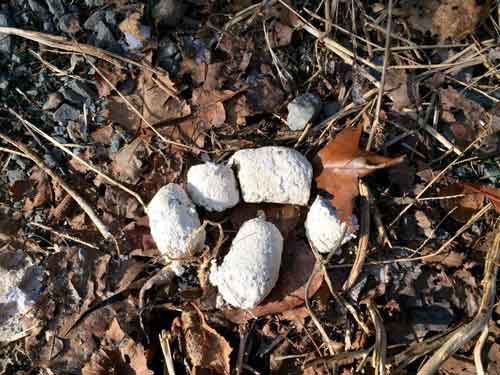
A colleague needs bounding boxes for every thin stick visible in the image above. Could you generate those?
[417,222,500,374]
[473,325,489,375]
[29,222,99,249]
[159,330,176,375]
[236,321,254,375]
[366,0,393,151]
[367,299,387,375]
[0,132,112,240]
[389,131,488,228]
[8,108,147,210]
[344,180,370,290]
[84,57,197,152]
[0,26,176,95]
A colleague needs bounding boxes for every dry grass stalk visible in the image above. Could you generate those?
[417,221,500,374]
[366,0,393,151]
[159,330,177,375]
[0,131,112,240]
[29,222,99,249]
[367,299,387,375]
[8,108,147,210]
[0,26,177,96]
[343,180,370,291]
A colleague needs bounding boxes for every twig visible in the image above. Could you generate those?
[343,180,370,291]
[84,56,197,152]
[236,321,255,375]
[473,325,489,375]
[331,202,493,268]
[305,262,336,356]
[8,108,147,210]
[389,130,488,228]
[0,26,177,96]
[0,132,112,240]
[29,222,99,249]
[417,221,500,374]
[388,329,453,371]
[304,347,373,369]
[366,0,393,151]
[367,299,387,375]
[159,330,176,375]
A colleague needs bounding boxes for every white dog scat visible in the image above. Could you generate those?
[209,217,284,309]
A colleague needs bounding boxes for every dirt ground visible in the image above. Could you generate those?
[0,0,500,374]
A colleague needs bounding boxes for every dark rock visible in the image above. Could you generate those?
[60,80,96,105]
[0,11,13,59]
[83,10,103,31]
[153,0,184,27]
[58,14,80,34]
[0,73,9,90]
[84,0,105,6]
[59,86,85,105]
[43,21,55,33]
[27,0,49,17]
[53,104,80,123]
[84,10,115,31]
[93,20,121,53]
[45,0,65,18]
[68,80,96,100]
[158,38,179,74]
[322,101,340,117]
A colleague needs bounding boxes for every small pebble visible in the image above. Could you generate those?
[148,184,206,275]
[187,162,240,212]
[209,218,283,309]
[0,250,44,343]
[58,14,80,34]
[53,103,80,123]
[229,146,312,206]
[286,93,322,131]
[305,196,357,254]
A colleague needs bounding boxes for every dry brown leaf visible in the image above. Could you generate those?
[182,306,232,374]
[95,62,126,97]
[83,318,154,375]
[315,116,405,224]
[440,182,500,222]
[461,182,500,212]
[142,71,191,126]
[223,238,323,323]
[404,0,484,40]
[111,137,149,184]
[432,0,482,40]
[385,70,413,111]
[23,167,51,210]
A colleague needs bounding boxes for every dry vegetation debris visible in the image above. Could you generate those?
[0,0,500,374]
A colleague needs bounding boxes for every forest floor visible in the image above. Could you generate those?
[0,0,500,374]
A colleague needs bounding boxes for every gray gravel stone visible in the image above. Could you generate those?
[0,250,44,344]
[53,103,80,123]
[0,11,13,59]
[45,0,65,18]
[286,93,322,131]
[153,0,184,27]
